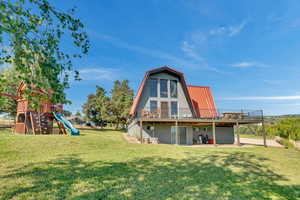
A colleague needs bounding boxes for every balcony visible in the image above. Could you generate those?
[138,107,263,122]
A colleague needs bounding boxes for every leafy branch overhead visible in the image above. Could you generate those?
[0,0,90,105]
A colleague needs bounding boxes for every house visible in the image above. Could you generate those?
[128,66,264,145]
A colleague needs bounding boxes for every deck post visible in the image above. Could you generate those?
[236,121,240,146]
[262,111,267,147]
[175,120,178,145]
[212,121,216,146]
[140,120,143,144]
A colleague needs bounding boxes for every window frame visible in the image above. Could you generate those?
[170,80,178,98]
[171,101,178,116]
[150,100,158,113]
[149,78,158,97]
[160,79,168,98]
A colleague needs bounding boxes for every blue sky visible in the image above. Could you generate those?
[53,1,300,115]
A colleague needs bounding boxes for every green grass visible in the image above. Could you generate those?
[0,128,300,200]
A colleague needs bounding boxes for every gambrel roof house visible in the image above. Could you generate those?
[128,66,263,145]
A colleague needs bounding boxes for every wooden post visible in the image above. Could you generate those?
[24,112,28,134]
[30,112,36,135]
[38,111,42,134]
[262,111,267,147]
[140,120,143,144]
[175,120,178,145]
[212,121,216,146]
[236,121,240,146]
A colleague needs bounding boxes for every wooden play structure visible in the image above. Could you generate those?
[0,81,68,135]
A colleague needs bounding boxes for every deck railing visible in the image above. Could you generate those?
[139,107,263,121]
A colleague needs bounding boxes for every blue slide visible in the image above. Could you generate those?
[53,113,80,135]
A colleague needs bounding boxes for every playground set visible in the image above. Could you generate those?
[0,81,79,135]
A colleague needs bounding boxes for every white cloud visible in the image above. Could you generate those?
[231,62,255,68]
[228,20,248,36]
[208,20,248,37]
[178,19,249,73]
[209,27,227,36]
[78,67,118,81]
[230,61,269,68]
[89,31,220,72]
[221,96,300,101]
[181,41,204,62]
[181,41,222,73]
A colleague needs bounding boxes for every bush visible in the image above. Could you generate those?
[274,118,300,140]
[277,138,295,149]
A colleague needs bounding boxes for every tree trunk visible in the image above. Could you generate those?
[115,120,119,130]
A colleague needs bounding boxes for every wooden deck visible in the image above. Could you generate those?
[137,117,263,125]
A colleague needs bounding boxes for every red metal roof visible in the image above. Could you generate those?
[187,85,217,118]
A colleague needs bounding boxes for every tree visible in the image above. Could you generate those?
[82,94,97,125]
[82,82,133,129]
[75,111,82,118]
[62,110,72,117]
[0,66,20,116]
[94,86,110,129]
[110,80,133,129]
[271,118,300,140]
[82,86,110,128]
[0,0,90,107]
[73,111,84,125]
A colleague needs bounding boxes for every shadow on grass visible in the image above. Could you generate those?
[1,152,299,199]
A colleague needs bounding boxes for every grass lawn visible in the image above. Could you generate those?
[0,128,300,200]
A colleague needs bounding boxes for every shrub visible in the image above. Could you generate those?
[277,138,295,149]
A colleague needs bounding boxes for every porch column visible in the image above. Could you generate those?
[212,121,216,146]
[175,120,178,145]
[236,121,240,146]
[140,120,143,144]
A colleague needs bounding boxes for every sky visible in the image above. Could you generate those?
[23,1,300,115]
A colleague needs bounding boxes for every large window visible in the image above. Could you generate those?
[150,100,158,112]
[171,101,178,116]
[160,79,168,97]
[170,80,178,98]
[149,78,158,97]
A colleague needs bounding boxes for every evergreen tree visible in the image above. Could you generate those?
[82,94,97,125]
[110,80,133,129]
[95,86,110,128]
[82,81,133,129]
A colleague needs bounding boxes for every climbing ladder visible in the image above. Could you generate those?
[55,119,67,135]
[29,112,53,134]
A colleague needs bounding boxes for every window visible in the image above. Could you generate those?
[171,101,178,116]
[149,78,158,97]
[160,79,168,97]
[150,100,158,112]
[17,113,25,123]
[170,80,178,98]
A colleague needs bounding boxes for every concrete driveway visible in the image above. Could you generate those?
[237,137,283,148]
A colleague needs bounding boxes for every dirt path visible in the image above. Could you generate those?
[123,133,140,144]
[238,137,283,148]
